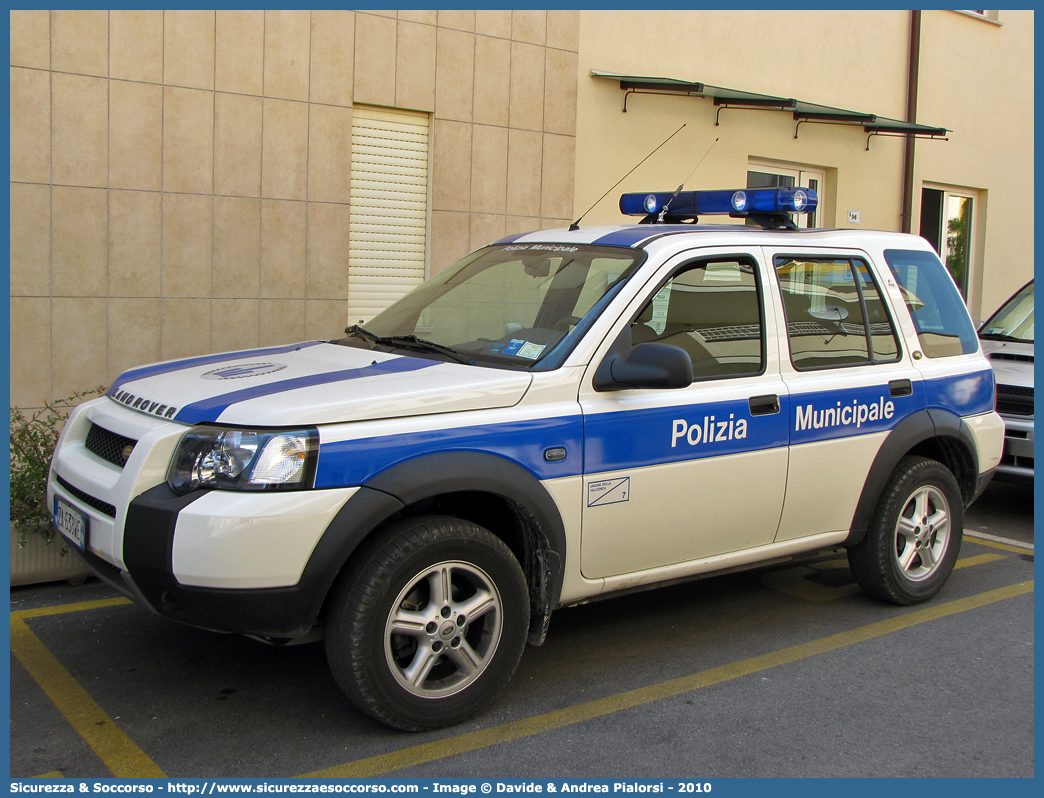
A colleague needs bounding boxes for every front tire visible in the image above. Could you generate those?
[848,456,963,605]
[325,516,529,731]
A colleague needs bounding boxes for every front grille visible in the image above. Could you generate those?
[998,384,1034,397]
[56,476,117,517]
[996,384,1034,417]
[85,423,137,468]
[997,400,1034,416]
[1001,452,1034,469]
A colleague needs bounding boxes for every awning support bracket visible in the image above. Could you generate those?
[714,100,796,126]
[794,117,874,139]
[622,87,703,112]
[865,131,949,151]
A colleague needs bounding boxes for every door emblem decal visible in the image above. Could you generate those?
[587,477,630,507]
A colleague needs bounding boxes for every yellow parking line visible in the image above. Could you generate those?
[964,536,1034,555]
[302,580,1033,778]
[10,605,164,778]
[953,553,1007,570]
[33,772,64,778]
[12,597,132,621]
[763,551,1005,601]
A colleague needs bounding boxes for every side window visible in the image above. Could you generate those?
[883,248,979,358]
[631,257,763,379]
[775,256,900,370]
[853,261,901,361]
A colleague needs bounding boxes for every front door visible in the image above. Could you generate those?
[578,249,790,579]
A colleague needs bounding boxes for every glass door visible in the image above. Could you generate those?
[747,163,826,229]
[919,187,975,298]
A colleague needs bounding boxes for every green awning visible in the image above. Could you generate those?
[703,84,796,109]
[591,70,949,139]
[612,74,704,94]
[791,101,876,124]
[863,117,948,137]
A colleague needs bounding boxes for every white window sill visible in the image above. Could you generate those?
[951,10,1002,26]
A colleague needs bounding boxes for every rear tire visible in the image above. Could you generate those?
[848,456,963,605]
[325,515,529,731]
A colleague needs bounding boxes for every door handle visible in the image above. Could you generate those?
[749,394,780,416]
[888,379,913,397]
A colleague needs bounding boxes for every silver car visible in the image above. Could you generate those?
[979,280,1034,482]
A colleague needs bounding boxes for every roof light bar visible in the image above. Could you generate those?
[620,187,818,218]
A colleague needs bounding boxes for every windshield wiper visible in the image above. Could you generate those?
[345,325,472,365]
[979,332,1031,343]
[345,324,384,349]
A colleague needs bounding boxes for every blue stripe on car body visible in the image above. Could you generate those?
[176,357,441,425]
[312,373,992,489]
[107,341,325,396]
[590,225,713,248]
[788,383,923,446]
[590,227,660,248]
[493,231,536,245]
[583,396,791,473]
[314,415,585,487]
[923,367,995,417]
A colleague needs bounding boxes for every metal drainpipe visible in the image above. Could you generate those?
[900,10,921,234]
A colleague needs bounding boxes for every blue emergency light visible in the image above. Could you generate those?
[619,187,818,219]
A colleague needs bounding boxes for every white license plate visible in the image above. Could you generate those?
[53,496,87,551]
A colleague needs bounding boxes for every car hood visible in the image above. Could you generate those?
[980,339,1034,390]
[105,341,533,426]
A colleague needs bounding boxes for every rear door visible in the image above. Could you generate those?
[578,247,790,579]
[766,247,925,542]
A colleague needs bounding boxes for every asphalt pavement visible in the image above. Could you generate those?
[9,480,1034,779]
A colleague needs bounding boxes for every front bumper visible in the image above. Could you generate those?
[995,414,1033,483]
[64,483,404,638]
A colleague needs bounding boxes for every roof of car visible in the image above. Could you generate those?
[494,224,924,251]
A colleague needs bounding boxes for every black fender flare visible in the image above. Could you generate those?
[363,451,567,610]
[846,408,979,546]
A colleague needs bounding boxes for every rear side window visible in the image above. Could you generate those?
[630,257,764,379]
[883,249,978,358]
[775,256,900,370]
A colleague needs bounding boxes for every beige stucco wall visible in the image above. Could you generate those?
[574,10,913,231]
[573,9,1033,322]
[914,9,1033,320]
[8,10,1031,410]
[9,9,579,409]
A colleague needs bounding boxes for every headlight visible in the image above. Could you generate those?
[167,426,319,494]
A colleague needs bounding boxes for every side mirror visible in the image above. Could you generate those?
[593,327,693,391]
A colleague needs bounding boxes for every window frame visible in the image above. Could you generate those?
[747,159,828,229]
[919,183,980,301]
[626,253,768,383]
[882,248,980,359]
[772,252,904,372]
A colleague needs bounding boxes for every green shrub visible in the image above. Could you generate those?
[9,388,105,541]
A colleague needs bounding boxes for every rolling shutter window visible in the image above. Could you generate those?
[348,106,430,323]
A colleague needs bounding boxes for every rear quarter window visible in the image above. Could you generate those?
[883,249,978,358]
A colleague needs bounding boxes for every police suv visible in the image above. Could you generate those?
[48,187,1004,731]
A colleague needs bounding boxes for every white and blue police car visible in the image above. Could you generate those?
[48,187,1004,730]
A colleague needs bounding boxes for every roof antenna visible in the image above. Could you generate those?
[658,137,719,222]
[569,123,686,231]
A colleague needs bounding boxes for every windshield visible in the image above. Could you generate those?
[342,244,645,369]
[980,282,1033,343]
